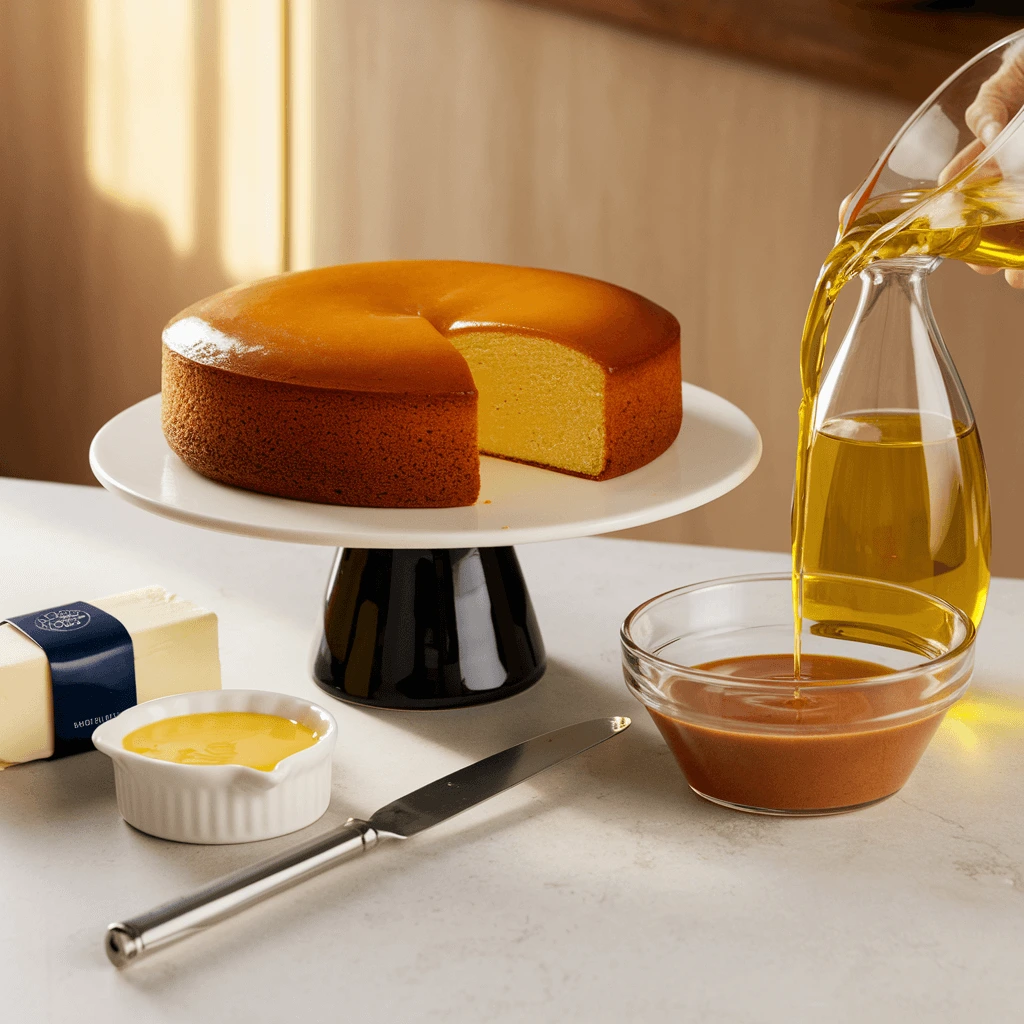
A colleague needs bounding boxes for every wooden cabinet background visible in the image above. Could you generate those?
[3,0,1023,573]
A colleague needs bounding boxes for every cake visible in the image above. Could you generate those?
[161,261,682,508]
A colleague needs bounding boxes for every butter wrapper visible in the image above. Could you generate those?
[0,586,221,766]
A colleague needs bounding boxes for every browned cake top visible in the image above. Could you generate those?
[163,261,680,395]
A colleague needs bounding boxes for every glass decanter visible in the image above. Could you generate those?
[800,256,991,627]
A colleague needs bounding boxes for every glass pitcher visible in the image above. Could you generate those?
[839,28,1024,265]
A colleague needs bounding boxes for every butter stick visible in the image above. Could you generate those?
[0,586,221,766]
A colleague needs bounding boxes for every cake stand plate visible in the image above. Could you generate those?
[90,386,761,710]
[90,386,760,548]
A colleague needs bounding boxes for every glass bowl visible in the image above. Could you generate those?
[621,572,975,816]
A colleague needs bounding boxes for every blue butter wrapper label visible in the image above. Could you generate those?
[5,602,137,758]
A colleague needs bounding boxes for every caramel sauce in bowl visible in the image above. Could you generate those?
[621,573,975,815]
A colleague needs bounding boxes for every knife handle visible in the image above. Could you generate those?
[106,818,379,968]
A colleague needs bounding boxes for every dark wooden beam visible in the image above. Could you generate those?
[517,0,1024,104]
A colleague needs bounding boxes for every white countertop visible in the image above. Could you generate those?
[1,477,1022,1023]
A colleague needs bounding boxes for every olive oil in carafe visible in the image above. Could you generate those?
[792,181,1012,675]
[801,411,991,626]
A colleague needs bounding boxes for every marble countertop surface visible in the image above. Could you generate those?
[1,477,1022,1023]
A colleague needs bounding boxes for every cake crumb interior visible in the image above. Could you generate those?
[448,330,606,477]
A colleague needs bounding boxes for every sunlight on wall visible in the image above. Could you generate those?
[219,0,284,281]
[85,0,195,254]
[86,0,286,281]
[288,0,315,272]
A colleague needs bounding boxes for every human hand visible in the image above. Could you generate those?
[965,38,1024,148]
[962,38,1024,287]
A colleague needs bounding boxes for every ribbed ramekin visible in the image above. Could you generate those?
[92,689,337,844]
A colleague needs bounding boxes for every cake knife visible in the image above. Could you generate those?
[106,715,631,967]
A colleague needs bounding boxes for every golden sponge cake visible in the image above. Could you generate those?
[161,261,681,508]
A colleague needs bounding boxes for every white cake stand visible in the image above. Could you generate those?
[91,385,761,709]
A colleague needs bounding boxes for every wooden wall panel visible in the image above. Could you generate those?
[518,0,1024,105]
[2,0,1023,576]
[304,0,908,559]
[303,0,1024,575]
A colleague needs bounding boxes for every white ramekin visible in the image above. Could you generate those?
[93,689,337,844]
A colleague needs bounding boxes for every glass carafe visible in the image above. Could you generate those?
[801,256,991,627]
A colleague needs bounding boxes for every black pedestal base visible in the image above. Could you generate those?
[313,547,546,710]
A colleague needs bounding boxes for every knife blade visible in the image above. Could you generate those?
[370,715,630,838]
[106,716,630,967]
